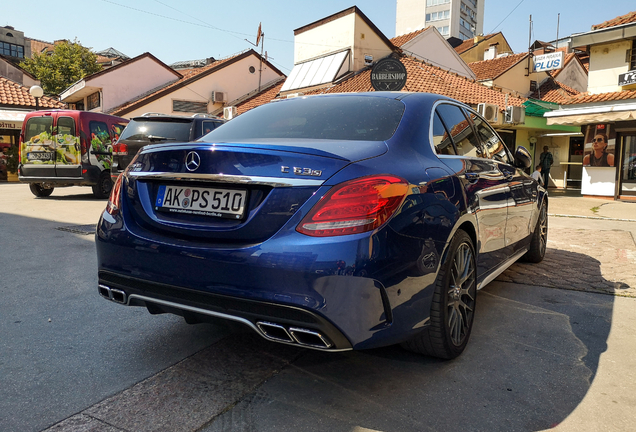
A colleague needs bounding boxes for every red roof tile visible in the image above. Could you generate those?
[468,53,528,81]
[110,50,281,116]
[592,11,636,30]
[236,81,285,115]
[0,77,65,109]
[306,55,525,111]
[529,78,579,103]
[454,33,498,54]
[390,27,430,47]
[561,90,636,105]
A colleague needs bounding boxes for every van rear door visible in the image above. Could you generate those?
[21,113,55,178]
[54,114,82,178]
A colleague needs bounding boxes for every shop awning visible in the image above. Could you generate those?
[544,102,636,125]
[546,110,636,125]
[0,109,28,122]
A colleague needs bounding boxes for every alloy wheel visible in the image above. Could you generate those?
[447,242,476,346]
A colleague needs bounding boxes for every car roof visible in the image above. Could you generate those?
[131,113,224,121]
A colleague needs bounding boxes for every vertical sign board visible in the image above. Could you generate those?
[533,51,565,72]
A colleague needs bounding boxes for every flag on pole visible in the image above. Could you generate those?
[256,23,262,46]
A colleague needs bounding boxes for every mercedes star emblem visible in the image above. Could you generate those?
[185,151,201,172]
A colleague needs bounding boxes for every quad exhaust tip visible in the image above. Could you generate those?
[97,286,334,350]
[98,284,127,304]
[257,321,332,349]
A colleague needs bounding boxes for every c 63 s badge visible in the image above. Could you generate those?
[281,166,322,177]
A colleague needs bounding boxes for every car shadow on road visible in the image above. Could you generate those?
[199,249,614,432]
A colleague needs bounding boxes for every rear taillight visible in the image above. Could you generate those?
[112,142,128,156]
[297,175,409,237]
[106,174,123,215]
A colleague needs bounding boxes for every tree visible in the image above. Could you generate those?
[20,39,102,96]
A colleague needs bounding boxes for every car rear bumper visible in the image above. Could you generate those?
[95,207,441,350]
[98,270,354,351]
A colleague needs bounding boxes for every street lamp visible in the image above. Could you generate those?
[29,85,43,111]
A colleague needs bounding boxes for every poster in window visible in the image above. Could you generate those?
[582,124,615,167]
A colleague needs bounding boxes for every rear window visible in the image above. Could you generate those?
[24,117,53,142]
[201,96,405,142]
[120,119,192,142]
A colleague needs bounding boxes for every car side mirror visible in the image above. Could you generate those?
[514,146,532,169]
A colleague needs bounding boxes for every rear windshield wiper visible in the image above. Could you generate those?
[147,135,177,142]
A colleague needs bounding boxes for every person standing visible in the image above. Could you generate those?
[539,146,553,187]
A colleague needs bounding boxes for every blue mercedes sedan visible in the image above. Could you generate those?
[96,92,547,359]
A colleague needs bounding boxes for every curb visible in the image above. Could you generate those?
[548,213,636,223]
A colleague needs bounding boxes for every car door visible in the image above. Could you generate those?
[54,114,82,178]
[470,112,536,255]
[21,113,55,178]
[434,103,511,278]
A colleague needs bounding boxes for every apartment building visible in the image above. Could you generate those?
[396,0,484,41]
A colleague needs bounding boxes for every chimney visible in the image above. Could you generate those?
[206,57,215,65]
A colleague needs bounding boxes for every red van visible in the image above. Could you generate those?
[19,110,128,198]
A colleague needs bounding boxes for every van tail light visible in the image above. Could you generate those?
[106,174,123,215]
[296,175,409,237]
[112,142,128,155]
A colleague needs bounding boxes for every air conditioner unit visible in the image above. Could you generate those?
[505,106,525,124]
[223,106,237,120]
[477,103,498,123]
[211,91,226,103]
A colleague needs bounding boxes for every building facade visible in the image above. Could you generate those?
[544,10,636,199]
[396,0,484,41]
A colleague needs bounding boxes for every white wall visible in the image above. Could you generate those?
[554,57,588,93]
[123,54,282,118]
[91,56,180,112]
[588,40,631,94]
[295,14,355,65]
[582,167,616,196]
[401,29,475,78]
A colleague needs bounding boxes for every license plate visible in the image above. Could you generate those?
[27,152,53,161]
[155,185,247,219]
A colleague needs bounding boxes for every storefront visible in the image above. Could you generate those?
[545,104,636,199]
[0,109,27,181]
[0,109,26,145]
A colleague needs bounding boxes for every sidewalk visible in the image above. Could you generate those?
[547,188,636,221]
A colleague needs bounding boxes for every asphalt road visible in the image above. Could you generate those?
[1,183,635,432]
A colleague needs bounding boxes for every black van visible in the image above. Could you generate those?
[111,113,225,180]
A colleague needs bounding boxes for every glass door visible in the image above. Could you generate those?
[619,135,636,196]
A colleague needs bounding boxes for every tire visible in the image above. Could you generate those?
[402,230,477,359]
[522,201,548,263]
[29,183,54,198]
[92,171,113,199]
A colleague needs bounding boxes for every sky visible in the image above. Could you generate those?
[3,0,635,74]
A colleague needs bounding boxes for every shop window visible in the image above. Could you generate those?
[629,40,636,71]
[87,92,101,111]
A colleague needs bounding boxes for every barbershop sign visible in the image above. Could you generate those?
[371,58,407,91]
[533,51,564,72]
[618,70,636,87]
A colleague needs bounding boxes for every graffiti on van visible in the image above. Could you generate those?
[21,131,81,165]
[89,125,112,170]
